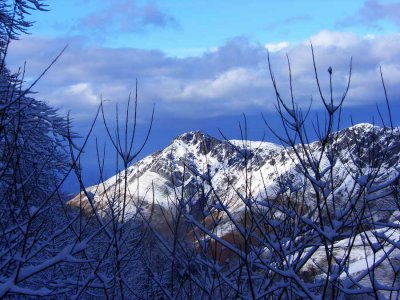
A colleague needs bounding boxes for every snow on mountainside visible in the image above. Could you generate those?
[68,129,286,216]
[67,123,400,293]
[68,123,400,219]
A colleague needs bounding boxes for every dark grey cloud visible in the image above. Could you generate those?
[6,31,400,122]
[337,0,400,28]
[76,0,179,34]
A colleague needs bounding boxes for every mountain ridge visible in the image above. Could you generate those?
[68,122,400,220]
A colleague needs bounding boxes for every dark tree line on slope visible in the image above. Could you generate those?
[1,1,400,299]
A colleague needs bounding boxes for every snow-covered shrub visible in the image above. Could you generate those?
[143,49,400,299]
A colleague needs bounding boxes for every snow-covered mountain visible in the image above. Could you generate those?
[67,123,400,294]
[69,123,400,225]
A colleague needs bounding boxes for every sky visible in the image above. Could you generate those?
[6,0,400,192]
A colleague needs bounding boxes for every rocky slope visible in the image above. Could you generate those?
[69,123,400,226]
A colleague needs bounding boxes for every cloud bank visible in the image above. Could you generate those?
[6,31,400,121]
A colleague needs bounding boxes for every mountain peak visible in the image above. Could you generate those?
[175,130,216,144]
[340,123,398,136]
[348,123,376,130]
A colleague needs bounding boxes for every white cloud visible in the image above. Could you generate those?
[265,41,289,52]
[176,68,267,100]
[66,83,99,105]
[308,30,360,48]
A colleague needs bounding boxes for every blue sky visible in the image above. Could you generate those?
[29,1,399,55]
[6,0,400,191]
